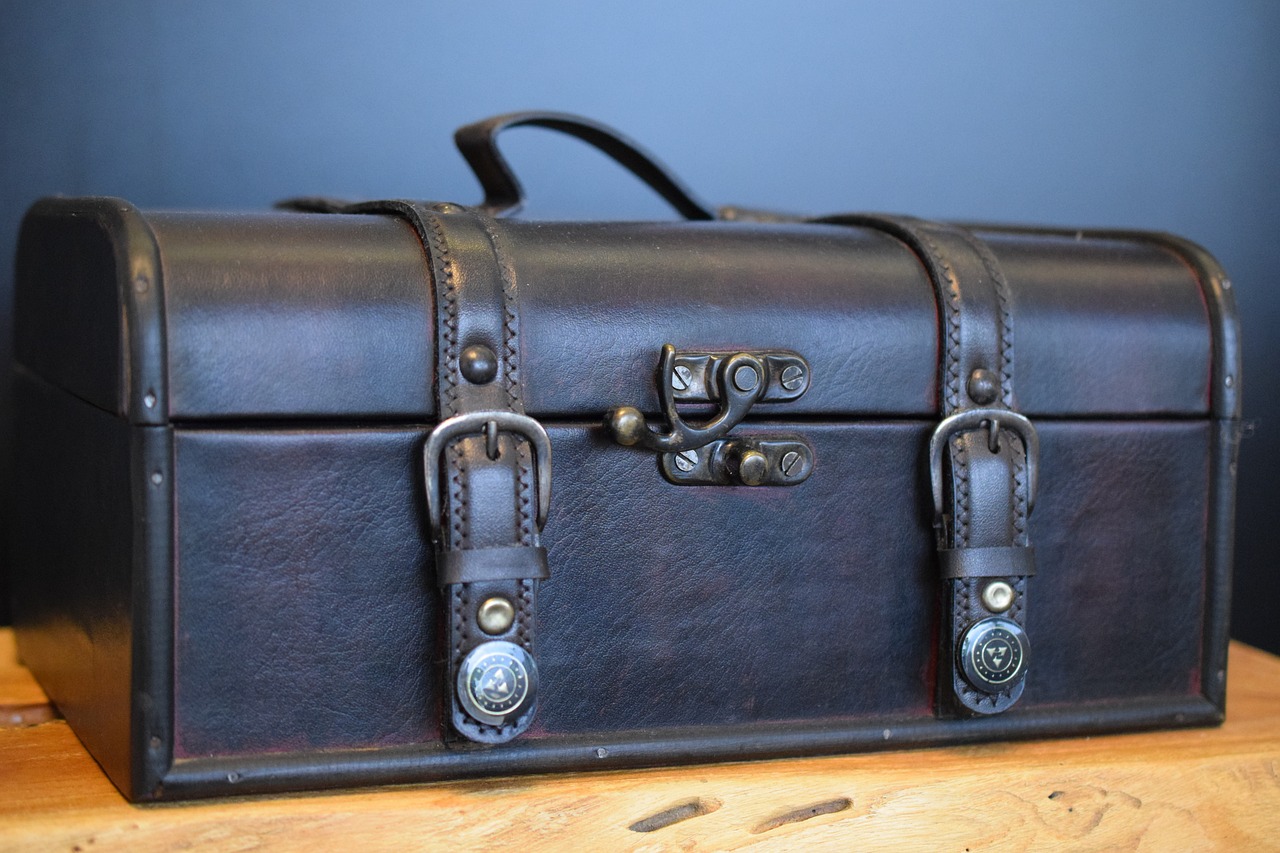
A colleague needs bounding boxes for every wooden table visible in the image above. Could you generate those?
[2,628,1278,851]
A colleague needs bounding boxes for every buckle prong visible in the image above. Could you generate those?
[424,411,552,544]
[929,408,1038,522]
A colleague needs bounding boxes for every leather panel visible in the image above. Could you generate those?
[982,231,1212,416]
[170,419,1209,755]
[171,428,437,757]
[150,212,436,420]
[120,211,1213,422]
[508,220,941,417]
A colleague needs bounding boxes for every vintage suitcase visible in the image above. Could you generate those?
[10,112,1240,801]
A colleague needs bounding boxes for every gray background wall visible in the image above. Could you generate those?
[2,2,1277,653]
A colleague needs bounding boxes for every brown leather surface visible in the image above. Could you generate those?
[116,213,1211,422]
[168,420,1209,757]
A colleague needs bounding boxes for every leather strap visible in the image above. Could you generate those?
[436,546,550,587]
[939,545,1036,580]
[283,197,547,743]
[819,213,1037,716]
[417,203,544,743]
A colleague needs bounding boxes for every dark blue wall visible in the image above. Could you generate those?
[3,2,1278,652]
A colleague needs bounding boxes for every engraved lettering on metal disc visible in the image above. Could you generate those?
[457,640,537,726]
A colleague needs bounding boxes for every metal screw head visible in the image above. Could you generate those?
[461,344,499,384]
[671,364,694,392]
[674,449,699,472]
[732,364,760,393]
[967,368,999,405]
[736,449,768,486]
[779,450,803,478]
[477,596,516,635]
[981,581,1015,613]
[780,364,806,392]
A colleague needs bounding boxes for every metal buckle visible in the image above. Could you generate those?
[929,408,1039,521]
[423,411,552,545]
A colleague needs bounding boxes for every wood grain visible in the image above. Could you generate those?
[2,630,1278,851]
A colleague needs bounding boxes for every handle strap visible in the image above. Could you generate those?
[454,111,716,220]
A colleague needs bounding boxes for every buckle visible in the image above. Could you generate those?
[423,411,552,545]
[929,407,1039,522]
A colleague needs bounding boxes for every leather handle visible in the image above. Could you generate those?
[454,111,716,220]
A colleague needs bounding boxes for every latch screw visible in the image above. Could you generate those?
[674,449,699,472]
[671,364,694,392]
[780,450,803,478]
[780,364,806,392]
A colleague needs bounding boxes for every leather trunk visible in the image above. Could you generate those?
[9,116,1240,802]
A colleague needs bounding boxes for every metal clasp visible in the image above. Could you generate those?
[929,408,1039,521]
[423,411,552,544]
[606,344,809,454]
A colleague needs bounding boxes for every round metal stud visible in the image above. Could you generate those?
[607,406,646,446]
[958,617,1028,694]
[732,363,760,393]
[457,640,537,726]
[981,580,1015,613]
[966,368,999,405]
[477,596,516,635]
[736,449,768,486]
[460,344,499,385]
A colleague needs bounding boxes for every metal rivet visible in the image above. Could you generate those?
[133,273,150,294]
[1222,279,1232,290]
[608,406,646,446]
[737,449,768,486]
[779,450,803,478]
[150,472,163,486]
[732,364,760,393]
[1225,374,1234,389]
[461,345,498,384]
[143,391,157,409]
[477,597,516,635]
[780,364,806,392]
[981,580,1015,613]
[967,368,998,405]
[671,364,693,392]
[595,747,609,758]
[674,449,699,472]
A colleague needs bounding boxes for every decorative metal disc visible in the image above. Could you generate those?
[959,617,1029,694]
[457,640,537,727]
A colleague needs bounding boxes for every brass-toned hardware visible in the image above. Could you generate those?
[731,446,769,486]
[661,437,814,487]
[967,368,998,405]
[981,581,1015,613]
[606,344,810,455]
[477,596,516,634]
[656,349,809,405]
[461,344,499,384]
